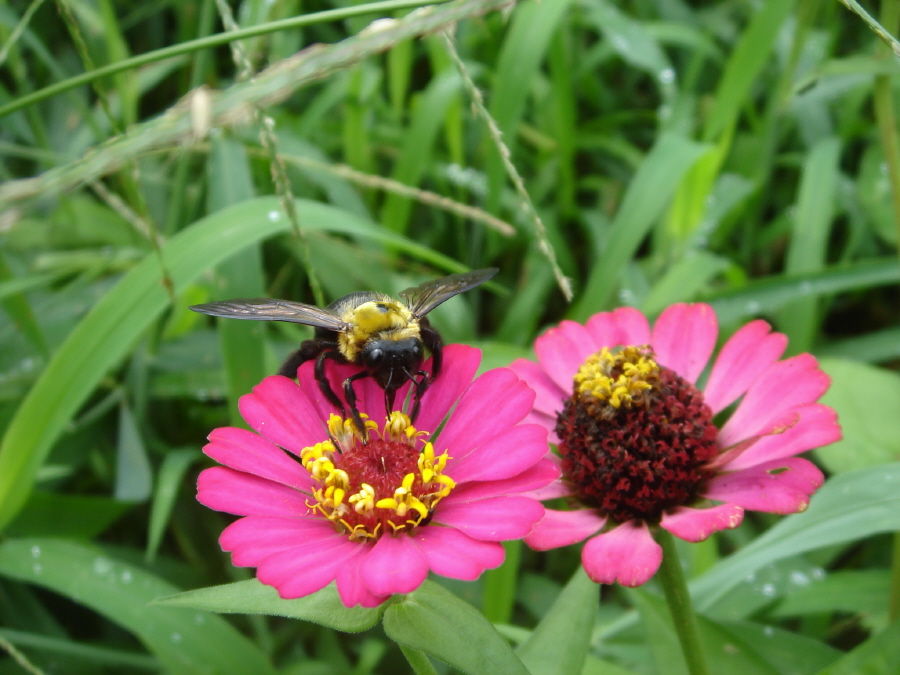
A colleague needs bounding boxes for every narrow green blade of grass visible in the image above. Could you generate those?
[706,258,900,326]
[702,0,797,141]
[114,400,152,501]
[145,449,198,564]
[380,71,461,233]
[0,250,49,357]
[777,137,841,354]
[0,538,275,674]
[641,251,730,316]
[206,136,267,427]
[571,133,707,319]
[485,0,575,212]
[516,567,595,675]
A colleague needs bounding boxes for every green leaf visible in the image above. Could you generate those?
[815,359,900,473]
[702,0,796,140]
[114,400,152,502]
[0,539,274,675]
[705,258,900,326]
[5,491,132,539]
[814,620,900,675]
[771,570,890,618]
[157,579,383,633]
[146,449,199,563]
[382,579,531,675]
[692,463,900,613]
[206,136,267,428]
[571,133,708,318]
[485,0,576,211]
[641,251,730,316]
[517,566,596,675]
[778,137,841,354]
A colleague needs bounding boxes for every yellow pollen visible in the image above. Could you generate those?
[299,413,456,540]
[574,346,660,409]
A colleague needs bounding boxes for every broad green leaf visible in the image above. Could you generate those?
[0,627,158,670]
[571,133,708,319]
[157,579,383,633]
[816,359,900,473]
[819,328,900,364]
[814,620,900,675]
[5,491,132,539]
[383,579,531,675]
[0,539,274,675]
[517,566,596,675]
[692,463,900,613]
[771,570,890,618]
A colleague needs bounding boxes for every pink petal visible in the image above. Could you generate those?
[412,527,505,580]
[335,552,388,608]
[508,357,567,423]
[524,478,574,501]
[534,320,602,391]
[256,537,357,599]
[203,427,313,491]
[723,403,841,471]
[581,521,662,587]
[437,369,535,453]
[707,410,801,471]
[448,458,561,501]
[659,504,744,543]
[587,307,651,347]
[650,304,717,384]
[361,534,428,596]
[447,423,548,483]
[296,359,345,420]
[718,354,832,448]
[434,496,544,541]
[703,320,788,413]
[220,515,335,566]
[197,467,310,516]
[239,376,328,454]
[525,508,606,550]
[415,345,482,432]
[703,457,824,514]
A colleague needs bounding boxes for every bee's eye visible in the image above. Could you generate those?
[367,348,384,366]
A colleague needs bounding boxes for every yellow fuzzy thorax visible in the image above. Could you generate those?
[337,300,419,361]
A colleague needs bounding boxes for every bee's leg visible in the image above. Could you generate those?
[405,369,431,423]
[279,339,339,379]
[315,349,347,414]
[343,370,372,437]
[418,320,443,381]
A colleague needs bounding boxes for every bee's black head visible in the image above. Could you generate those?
[361,337,424,391]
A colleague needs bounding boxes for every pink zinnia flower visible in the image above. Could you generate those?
[197,344,558,607]
[510,304,841,588]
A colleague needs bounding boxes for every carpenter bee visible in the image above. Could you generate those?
[190,268,497,433]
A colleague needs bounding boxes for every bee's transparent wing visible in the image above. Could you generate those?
[190,299,347,331]
[400,268,498,317]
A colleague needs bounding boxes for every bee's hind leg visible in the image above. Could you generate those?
[279,339,338,378]
[313,349,348,415]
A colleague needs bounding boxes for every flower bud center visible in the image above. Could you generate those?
[300,412,455,541]
[557,346,719,523]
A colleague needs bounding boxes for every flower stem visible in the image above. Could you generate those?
[655,530,711,675]
[399,645,439,675]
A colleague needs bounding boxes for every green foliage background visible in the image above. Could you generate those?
[1,0,900,673]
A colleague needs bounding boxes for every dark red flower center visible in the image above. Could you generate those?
[301,413,455,541]
[555,346,719,524]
